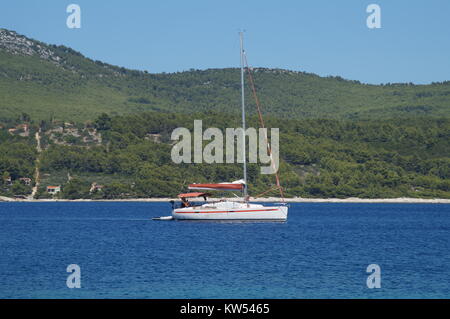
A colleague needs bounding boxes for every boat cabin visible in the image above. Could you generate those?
[172,192,211,209]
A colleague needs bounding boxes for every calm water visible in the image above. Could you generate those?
[0,202,449,298]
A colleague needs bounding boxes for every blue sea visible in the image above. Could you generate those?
[0,202,449,298]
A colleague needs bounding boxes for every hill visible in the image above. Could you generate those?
[1,28,450,122]
[0,29,449,200]
[2,112,448,199]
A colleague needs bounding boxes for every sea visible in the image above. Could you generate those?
[0,202,449,298]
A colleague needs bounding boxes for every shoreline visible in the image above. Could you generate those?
[1,196,449,204]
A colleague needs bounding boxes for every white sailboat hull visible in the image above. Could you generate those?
[172,202,288,221]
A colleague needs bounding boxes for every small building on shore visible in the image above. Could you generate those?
[47,186,61,194]
[90,182,104,193]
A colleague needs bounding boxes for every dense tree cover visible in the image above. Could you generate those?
[1,29,449,199]
[34,112,450,199]
[2,29,450,122]
[59,178,91,200]
[0,130,36,196]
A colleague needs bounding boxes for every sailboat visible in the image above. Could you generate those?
[171,33,288,221]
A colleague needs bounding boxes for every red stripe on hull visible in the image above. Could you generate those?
[175,208,279,214]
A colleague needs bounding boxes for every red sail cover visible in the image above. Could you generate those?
[188,183,244,191]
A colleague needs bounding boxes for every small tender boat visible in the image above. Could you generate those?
[170,33,288,221]
[152,216,174,221]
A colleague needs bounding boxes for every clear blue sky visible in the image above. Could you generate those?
[1,0,449,84]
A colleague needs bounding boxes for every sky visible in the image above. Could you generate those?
[1,0,449,84]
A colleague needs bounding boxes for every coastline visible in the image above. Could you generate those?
[1,195,449,204]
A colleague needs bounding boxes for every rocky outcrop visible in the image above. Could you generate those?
[0,28,63,65]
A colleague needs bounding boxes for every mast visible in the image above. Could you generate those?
[239,31,248,200]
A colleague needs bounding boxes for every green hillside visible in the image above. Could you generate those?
[1,28,449,200]
[1,28,450,122]
[36,113,450,199]
[2,112,448,199]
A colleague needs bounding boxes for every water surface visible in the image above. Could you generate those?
[0,202,449,298]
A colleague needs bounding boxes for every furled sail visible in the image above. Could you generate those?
[188,180,245,191]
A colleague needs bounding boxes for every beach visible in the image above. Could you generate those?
[1,195,449,204]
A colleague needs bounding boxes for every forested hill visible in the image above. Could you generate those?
[1,112,449,199]
[1,28,450,123]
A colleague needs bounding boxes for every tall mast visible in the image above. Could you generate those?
[239,31,248,199]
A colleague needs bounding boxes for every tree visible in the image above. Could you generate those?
[102,183,131,199]
[60,178,90,199]
[94,113,112,131]
[20,113,31,123]
[10,181,30,196]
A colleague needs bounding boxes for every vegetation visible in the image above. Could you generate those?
[0,130,36,197]
[13,112,446,199]
[0,29,449,200]
[1,29,450,122]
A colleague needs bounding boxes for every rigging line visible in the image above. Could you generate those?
[243,53,285,201]
[254,186,283,198]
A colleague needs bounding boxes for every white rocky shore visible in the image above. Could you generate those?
[1,195,449,204]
